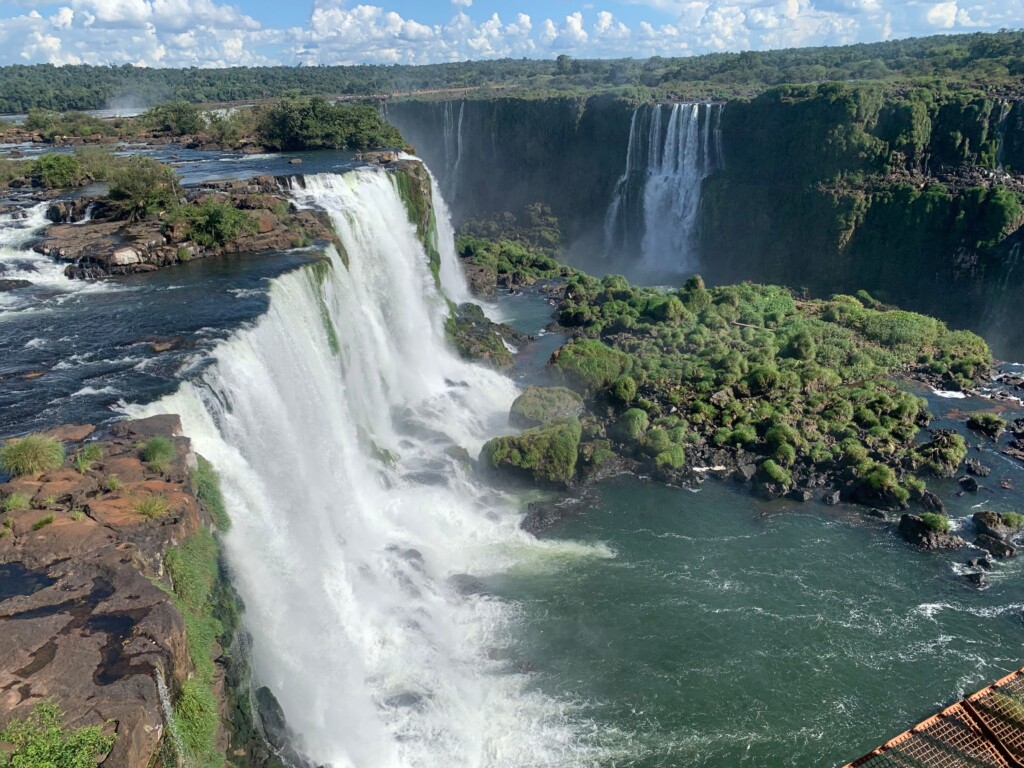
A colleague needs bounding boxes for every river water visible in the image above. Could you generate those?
[0,151,1021,768]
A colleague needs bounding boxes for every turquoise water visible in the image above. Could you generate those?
[490,477,1024,767]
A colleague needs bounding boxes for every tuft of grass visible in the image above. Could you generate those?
[0,434,65,477]
[141,436,175,474]
[134,494,170,519]
[102,474,122,493]
[72,443,103,474]
[3,492,31,512]
[32,514,55,531]
[69,509,86,521]
[172,679,220,766]
[921,512,951,533]
[1002,512,1024,529]
[191,455,230,531]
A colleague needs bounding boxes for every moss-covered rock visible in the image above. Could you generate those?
[509,386,584,429]
[479,419,582,487]
[447,302,525,370]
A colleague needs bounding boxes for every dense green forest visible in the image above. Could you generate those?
[0,29,1021,114]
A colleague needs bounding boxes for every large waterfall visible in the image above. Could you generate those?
[603,103,723,274]
[129,166,611,767]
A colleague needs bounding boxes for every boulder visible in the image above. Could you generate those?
[975,533,1016,558]
[962,572,988,589]
[108,247,142,266]
[822,490,841,505]
[958,476,980,493]
[920,490,945,513]
[898,514,968,550]
[732,464,756,483]
[479,419,582,488]
[965,458,991,477]
[972,511,1021,541]
[787,489,813,503]
[508,386,584,429]
[966,555,995,570]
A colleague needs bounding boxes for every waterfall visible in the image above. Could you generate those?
[604,103,723,273]
[441,101,466,206]
[156,669,187,765]
[128,167,612,768]
[995,99,1011,172]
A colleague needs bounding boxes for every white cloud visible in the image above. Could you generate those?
[1,0,1023,68]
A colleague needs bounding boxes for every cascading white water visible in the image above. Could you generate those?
[441,101,466,206]
[604,103,723,274]
[128,167,613,768]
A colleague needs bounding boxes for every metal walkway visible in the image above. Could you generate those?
[844,668,1024,768]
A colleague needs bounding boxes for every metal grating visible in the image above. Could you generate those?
[844,668,1024,768]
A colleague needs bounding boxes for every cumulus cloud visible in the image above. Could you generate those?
[0,0,1023,67]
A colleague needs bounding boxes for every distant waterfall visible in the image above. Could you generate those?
[995,99,1011,172]
[130,167,612,768]
[604,103,723,273]
[441,101,466,206]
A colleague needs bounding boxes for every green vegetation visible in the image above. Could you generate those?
[102,474,122,493]
[72,443,103,474]
[165,527,235,768]
[0,700,114,768]
[2,492,31,512]
[913,431,969,477]
[168,198,258,247]
[32,153,85,188]
[1002,512,1024,529]
[191,456,230,532]
[509,387,583,428]
[141,436,175,473]
[257,96,403,151]
[32,515,55,531]
[134,494,170,519]
[966,412,1006,439]
[1,30,1023,113]
[140,100,204,135]
[481,419,582,486]
[457,236,570,291]
[0,434,65,477]
[107,156,181,221]
[920,512,952,533]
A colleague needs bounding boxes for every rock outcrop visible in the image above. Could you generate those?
[898,514,968,551]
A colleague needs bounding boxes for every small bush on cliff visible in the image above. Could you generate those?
[920,512,951,533]
[168,199,257,247]
[134,494,170,519]
[72,443,103,474]
[0,434,65,477]
[0,700,114,768]
[141,436,175,473]
[2,492,31,512]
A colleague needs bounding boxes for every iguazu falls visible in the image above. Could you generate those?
[1,16,1024,768]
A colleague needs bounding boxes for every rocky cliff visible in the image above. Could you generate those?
[0,418,280,768]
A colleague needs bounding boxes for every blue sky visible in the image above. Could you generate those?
[0,0,1021,68]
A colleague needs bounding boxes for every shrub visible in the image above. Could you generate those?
[135,494,170,519]
[73,443,103,474]
[610,375,637,405]
[107,156,180,220]
[654,445,686,469]
[0,700,114,768]
[1001,512,1024,529]
[32,514,55,530]
[141,436,175,473]
[920,512,951,533]
[168,199,257,247]
[257,96,404,151]
[0,434,65,476]
[616,408,650,442]
[759,459,792,486]
[141,100,205,135]
[3,492,31,512]
[32,153,84,188]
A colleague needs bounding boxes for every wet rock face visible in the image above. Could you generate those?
[0,417,202,768]
[898,514,968,551]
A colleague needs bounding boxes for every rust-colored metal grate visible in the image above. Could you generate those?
[844,668,1024,768]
